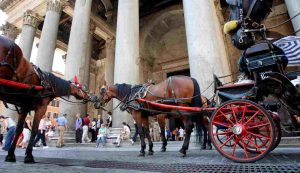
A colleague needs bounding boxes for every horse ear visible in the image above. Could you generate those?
[74,76,79,84]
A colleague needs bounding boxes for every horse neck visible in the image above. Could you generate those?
[16,57,40,85]
[108,85,121,100]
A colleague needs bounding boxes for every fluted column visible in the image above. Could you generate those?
[104,38,115,121]
[183,0,230,98]
[19,10,41,60]
[59,0,93,129]
[113,0,139,127]
[285,0,300,36]
[35,0,66,72]
[81,22,95,87]
[0,23,19,121]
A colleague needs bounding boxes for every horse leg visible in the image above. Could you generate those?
[144,126,154,155]
[179,118,193,157]
[5,109,28,162]
[24,100,49,163]
[133,111,146,157]
[205,117,212,150]
[158,115,167,152]
[142,115,153,155]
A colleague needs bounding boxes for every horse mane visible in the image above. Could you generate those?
[115,83,132,99]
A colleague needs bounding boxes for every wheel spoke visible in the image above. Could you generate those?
[214,132,228,136]
[246,123,270,130]
[219,134,234,148]
[212,121,232,129]
[239,103,247,123]
[246,136,264,154]
[244,111,260,125]
[231,137,239,156]
[247,131,271,140]
[241,137,249,159]
[219,110,235,125]
[230,105,238,124]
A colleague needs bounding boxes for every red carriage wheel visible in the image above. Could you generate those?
[209,99,275,163]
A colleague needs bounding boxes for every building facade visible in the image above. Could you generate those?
[0,0,299,129]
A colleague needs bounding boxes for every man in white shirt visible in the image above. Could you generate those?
[114,122,131,147]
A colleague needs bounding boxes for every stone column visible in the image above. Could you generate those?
[183,0,230,98]
[0,23,19,41]
[113,0,139,127]
[81,22,95,87]
[285,1,300,36]
[103,38,115,121]
[59,0,93,129]
[35,0,65,72]
[19,10,40,61]
[0,23,19,121]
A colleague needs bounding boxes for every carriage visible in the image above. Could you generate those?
[135,27,300,163]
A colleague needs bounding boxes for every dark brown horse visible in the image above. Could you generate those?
[96,76,211,157]
[0,35,95,163]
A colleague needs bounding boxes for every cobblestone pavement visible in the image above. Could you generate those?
[0,143,299,173]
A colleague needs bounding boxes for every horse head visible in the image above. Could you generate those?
[94,80,115,109]
[223,0,273,50]
[0,36,23,79]
[69,76,97,103]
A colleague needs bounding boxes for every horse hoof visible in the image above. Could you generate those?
[148,151,154,156]
[138,153,145,157]
[179,149,186,157]
[24,156,35,164]
[160,148,166,152]
[208,146,212,150]
[201,146,206,150]
[5,155,16,162]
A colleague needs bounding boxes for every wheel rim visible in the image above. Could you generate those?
[210,100,275,162]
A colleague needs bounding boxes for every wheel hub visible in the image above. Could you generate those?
[232,124,243,135]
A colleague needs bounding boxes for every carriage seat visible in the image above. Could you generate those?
[286,70,300,81]
[244,42,271,57]
[217,82,255,100]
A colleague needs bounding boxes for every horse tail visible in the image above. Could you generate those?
[190,77,203,144]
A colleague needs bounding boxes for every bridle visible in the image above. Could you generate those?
[99,86,112,107]
[0,39,19,80]
[70,81,91,102]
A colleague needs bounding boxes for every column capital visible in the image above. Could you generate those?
[46,0,68,13]
[0,23,20,41]
[23,10,41,28]
[106,37,115,49]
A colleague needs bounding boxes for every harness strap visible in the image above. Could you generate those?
[246,0,258,19]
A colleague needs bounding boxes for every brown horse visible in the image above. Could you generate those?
[96,76,211,157]
[0,35,95,163]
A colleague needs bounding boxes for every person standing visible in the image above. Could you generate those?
[178,127,185,141]
[75,113,83,143]
[96,114,103,134]
[33,115,48,149]
[56,114,68,148]
[0,115,16,151]
[130,120,138,145]
[82,114,91,143]
[106,112,112,128]
[90,118,97,142]
[22,116,32,149]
